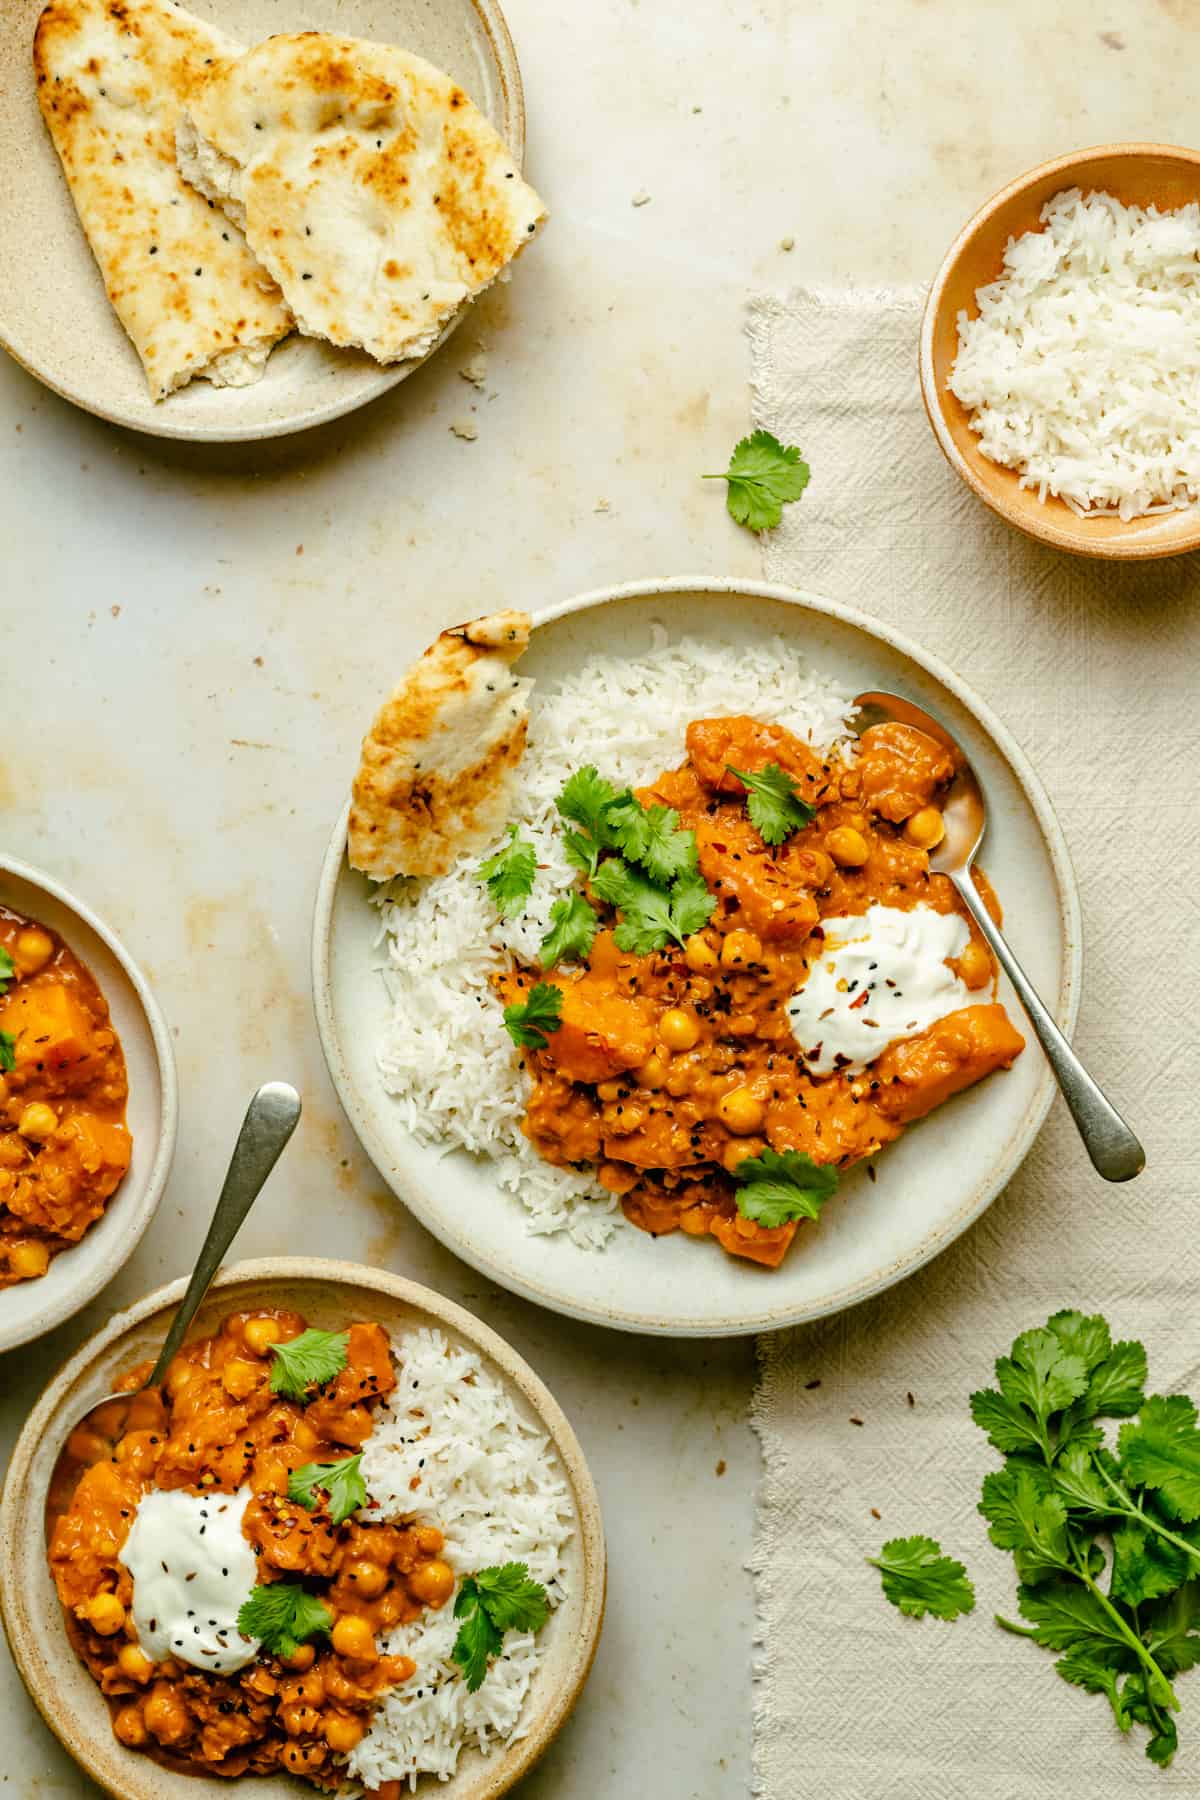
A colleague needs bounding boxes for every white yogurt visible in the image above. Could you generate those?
[786,903,972,1075]
[120,1486,260,1674]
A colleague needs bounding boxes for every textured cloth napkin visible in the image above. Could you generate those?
[748,288,1200,1798]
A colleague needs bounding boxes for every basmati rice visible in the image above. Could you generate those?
[374,629,856,1247]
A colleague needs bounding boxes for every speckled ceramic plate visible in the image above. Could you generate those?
[0,0,525,441]
[313,579,1082,1338]
[0,1258,605,1799]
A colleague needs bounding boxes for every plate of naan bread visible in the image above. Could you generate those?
[312,578,1082,1337]
[0,0,542,439]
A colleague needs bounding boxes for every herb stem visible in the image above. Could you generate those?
[1071,1555,1179,1713]
[1094,1460,1200,1569]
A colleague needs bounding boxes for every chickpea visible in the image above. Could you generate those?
[117,1643,154,1684]
[659,1008,700,1052]
[113,1704,148,1748]
[282,1666,326,1707]
[280,1642,317,1672]
[636,1054,668,1090]
[144,1683,191,1744]
[415,1525,445,1555]
[325,1712,366,1754]
[683,932,718,972]
[282,1741,328,1774]
[18,1102,57,1141]
[407,1558,456,1609]
[720,929,762,968]
[596,1080,623,1103]
[220,1358,263,1401]
[958,940,992,990]
[331,1614,377,1662]
[825,826,870,868]
[282,1702,323,1738]
[664,1067,692,1098]
[83,1592,126,1636]
[904,806,945,850]
[717,1087,766,1135]
[243,1316,284,1357]
[14,928,53,974]
[345,1558,389,1599]
[723,1138,764,1174]
[9,1241,50,1280]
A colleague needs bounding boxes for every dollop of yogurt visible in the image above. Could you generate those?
[120,1486,259,1674]
[786,903,972,1075]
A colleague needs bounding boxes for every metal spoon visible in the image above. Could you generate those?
[45,1082,302,1535]
[853,691,1144,1183]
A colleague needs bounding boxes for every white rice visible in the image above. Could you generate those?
[374,629,856,1247]
[949,187,1200,519]
[348,1327,574,1790]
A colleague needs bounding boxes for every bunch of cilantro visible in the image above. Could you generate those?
[971,1310,1200,1765]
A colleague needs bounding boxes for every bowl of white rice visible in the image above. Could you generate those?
[0,1258,605,1800]
[920,142,1200,558]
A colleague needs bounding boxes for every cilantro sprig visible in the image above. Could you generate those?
[702,430,810,533]
[731,1147,838,1230]
[726,762,815,845]
[477,825,537,919]
[269,1329,349,1403]
[237,1581,333,1660]
[539,893,599,968]
[591,858,715,955]
[451,1563,550,1692]
[503,981,563,1050]
[557,766,622,880]
[0,1031,15,1074]
[869,1536,976,1621]
[288,1453,367,1526]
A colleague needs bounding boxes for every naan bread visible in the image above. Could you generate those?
[349,610,533,880]
[34,0,292,400]
[177,34,547,364]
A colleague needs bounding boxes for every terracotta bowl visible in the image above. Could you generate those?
[0,1258,606,1800]
[0,855,177,1353]
[920,142,1200,560]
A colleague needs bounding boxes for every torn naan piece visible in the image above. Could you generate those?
[34,0,292,400]
[177,34,548,364]
[349,610,533,880]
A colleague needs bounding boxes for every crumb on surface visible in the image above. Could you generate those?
[632,189,652,207]
[459,353,488,386]
[779,235,795,251]
[450,418,479,441]
[715,1459,727,1476]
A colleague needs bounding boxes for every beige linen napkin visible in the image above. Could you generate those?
[748,289,1200,1798]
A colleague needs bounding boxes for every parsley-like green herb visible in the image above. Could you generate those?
[539,893,599,968]
[287,1453,366,1526]
[591,858,716,954]
[0,1030,15,1075]
[269,1329,349,1403]
[477,825,537,919]
[451,1563,550,1693]
[602,795,699,885]
[731,1147,838,1229]
[0,948,13,997]
[502,981,563,1050]
[556,766,621,878]
[868,1536,976,1621]
[237,1582,333,1659]
[726,762,815,845]
[702,429,810,533]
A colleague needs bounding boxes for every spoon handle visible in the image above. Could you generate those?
[144,1083,302,1388]
[951,874,1144,1183]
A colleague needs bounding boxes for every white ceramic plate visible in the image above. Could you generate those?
[0,1258,605,1800]
[313,579,1082,1338]
[0,0,524,441]
[0,855,177,1352]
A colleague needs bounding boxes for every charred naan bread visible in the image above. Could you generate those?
[349,610,533,880]
[177,33,547,365]
[34,0,293,399]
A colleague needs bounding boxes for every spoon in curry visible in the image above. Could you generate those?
[853,692,1144,1183]
[44,1081,302,1537]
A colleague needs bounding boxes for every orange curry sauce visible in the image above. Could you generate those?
[503,716,1025,1267]
[0,905,131,1286]
[49,1311,454,1787]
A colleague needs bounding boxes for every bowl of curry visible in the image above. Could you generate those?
[0,1259,604,1799]
[0,856,177,1352]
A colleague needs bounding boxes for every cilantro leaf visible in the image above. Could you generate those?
[0,1030,14,1075]
[477,826,537,920]
[502,981,563,1050]
[731,1148,838,1230]
[1082,1341,1149,1420]
[997,1328,1091,1437]
[978,1463,1071,1584]
[1120,1673,1180,1764]
[668,868,718,940]
[269,1329,349,1403]
[969,1387,1046,1458]
[1144,1580,1200,1676]
[594,860,675,954]
[868,1536,975,1621]
[603,796,698,885]
[1045,1309,1113,1373]
[726,762,815,845]
[236,1582,333,1659]
[556,767,620,877]
[702,429,810,533]
[1050,1443,1114,1518]
[539,893,599,968]
[1111,1524,1192,1607]
[287,1453,367,1526]
[451,1563,549,1693]
[0,948,13,997]
[1119,1395,1200,1523]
